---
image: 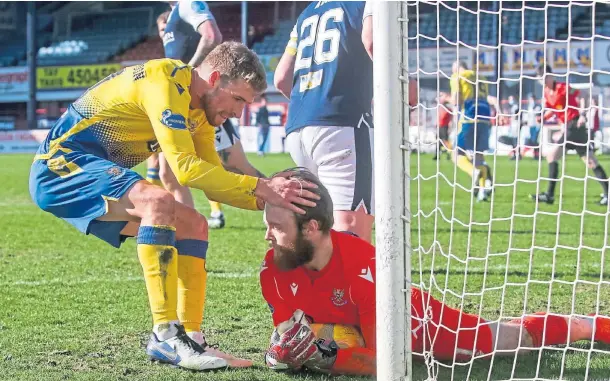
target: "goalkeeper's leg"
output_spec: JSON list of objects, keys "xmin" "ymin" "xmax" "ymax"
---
[
  {"xmin": 502, "ymin": 313, "xmax": 610, "ymax": 350},
  {"xmin": 412, "ymin": 289, "xmax": 610, "ymax": 361}
]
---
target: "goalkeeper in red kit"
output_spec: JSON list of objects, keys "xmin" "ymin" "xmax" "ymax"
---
[{"xmin": 260, "ymin": 168, "xmax": 610, "ymax": 376}]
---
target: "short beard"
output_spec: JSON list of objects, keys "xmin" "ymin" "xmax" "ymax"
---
[
  {"xmin": 272, "ymin": 230, "xmax": 314, "ymax": 271},
  {"xmin": 200, "ymin": 90, "xmax": 214, "ymax": 118}
]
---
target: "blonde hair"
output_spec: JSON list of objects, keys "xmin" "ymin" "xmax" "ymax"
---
[{"xmin": 203, "ymin": 41, "xmax": 267, "ymax": 93}]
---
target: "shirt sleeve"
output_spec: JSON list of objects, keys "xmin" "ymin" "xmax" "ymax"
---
[
  {"xmin": 285, "ymin": 24, "xmax": 298, "ymax": 56},
  {"xmin": 260, "ymin": 255, "xmax": 296, "ymax": 326},
  {"xmin": 363, "ymin": 0, "xmax": 373, "ymax": 21},
  {"xmin": 139, "ymin": 68, "xmax": 259, "ymax": 209},
  {"xmin": 190, "ymin": 123, "xmax": 259, "ymax": 210},
  {"xmin": 179, "ymin": 0, "xmax": 215, "ymax": 31}
]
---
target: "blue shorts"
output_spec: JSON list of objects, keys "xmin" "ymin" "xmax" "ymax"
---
[
  {"xmin": 29, "ymin": 149, "xmax": 143, "ymax": 248},
  {"xmin": 457, "ymin": 99, "xmax": 491, "ymax": 153}
]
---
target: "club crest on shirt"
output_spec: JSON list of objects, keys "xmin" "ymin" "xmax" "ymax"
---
[
  {"xmin": 331, "ymin": 288, "xmax": 347, "ymax": 307},
  {"xmin": 106, "ymin": 166, "xmax": 125, "ymax": 179}
]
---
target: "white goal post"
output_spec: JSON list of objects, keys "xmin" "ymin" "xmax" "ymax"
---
[
  {"xmin": 373, "ymin": 1, "xmax": 410, "ymax": 381},
  {"xmin": 374, "ymin": 1, "xmax": 610, "ymax": 381}
]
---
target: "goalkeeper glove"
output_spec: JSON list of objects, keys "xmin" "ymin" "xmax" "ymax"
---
[{"xmin": 264, "ymin": 309, "xmax": 337, "ymax": 371}]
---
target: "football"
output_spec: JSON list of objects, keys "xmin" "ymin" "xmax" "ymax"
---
[{"xmin": 310, "ymin": 323, "xmax": 366, "ymax": 349}]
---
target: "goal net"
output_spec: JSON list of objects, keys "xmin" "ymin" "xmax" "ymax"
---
[{"xmin": 373, "ymin": 1, "xmax": 610, "ymax": 380}]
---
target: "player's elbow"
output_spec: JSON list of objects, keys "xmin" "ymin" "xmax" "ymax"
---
[
  {"xmin": 273, "ymin": 71, "xmax": 287, "ymax": 92},
  {"xmin": 274, "ymin": 73, "xmax": 292, "ymax": 99},
  {"xmin": 211, "ymin": 30, "xmax": 222, "ymax": 46}
]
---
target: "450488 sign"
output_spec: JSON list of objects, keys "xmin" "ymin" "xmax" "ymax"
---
[{"xmin": 37, "ymin": 64, "xmax": 122, "ymax": 90}]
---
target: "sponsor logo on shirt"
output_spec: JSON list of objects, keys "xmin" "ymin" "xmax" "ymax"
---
[
  {"xmin": 331, "ymin": 288, "xmax": 348, "ymax": 307},
  {"xmin": 160, "ymin": 109, "xmax": 187, "ymax": 130}
]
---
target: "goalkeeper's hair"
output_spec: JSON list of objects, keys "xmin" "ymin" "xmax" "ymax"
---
[
  {"xmin": 271, "ymin": 167, "xmax": 334, "ymax": 234},
  {"xmin": 203, "ymin": 41, "xmax": 267, "ymax": 93}
]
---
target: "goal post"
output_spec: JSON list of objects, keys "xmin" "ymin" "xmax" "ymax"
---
[
  {"xmin": 374, "ymin": 1, "xmax": 610, "ymax": 381},
  {"xmin": 373, "ymin": 1, "xmax": 411, "ymax": 381}
]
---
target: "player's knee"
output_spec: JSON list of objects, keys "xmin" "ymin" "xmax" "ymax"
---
[
  {"xmin": 175, "ymin": 205, "xmax": 208, "ymax": 240},
  {"xmin": 143, "ymin": 190, "xmax": 176, "ymax": 220}
]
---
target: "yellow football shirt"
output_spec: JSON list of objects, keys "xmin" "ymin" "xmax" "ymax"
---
[
  {"xmin": 450, "ymin": 69, "xmax": 488, "ymax": 107},
  {"xmin": 34, "ymin": 58, "xmax": 259, "ymax": 210}
]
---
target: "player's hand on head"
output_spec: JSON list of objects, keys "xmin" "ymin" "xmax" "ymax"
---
[
  {"xmin": 265, "ymin": 309, "xmax": 320, "ymax": 370},
  {"xmin": 255, "ymin": 174, "xmax": 320, "ymax": 214}
]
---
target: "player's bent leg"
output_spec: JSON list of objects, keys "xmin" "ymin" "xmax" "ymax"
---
[
  {"xmin": 169, "ymin": 201, "xmax": 252, "ymax": 368},
  {"xmin": 102, "ymin": 182, "xmax": 226, "ymax": 371},
  {"xmin": 580, "ymin": 153, "xmax": 609, "ymax": 205},
  {"xmin": 454, "ymin": 122, "xmax": 477, "ymax": 180},
  {"xmin": 158, "ymin": 153, "xmax": 195, "ymax": 208}
]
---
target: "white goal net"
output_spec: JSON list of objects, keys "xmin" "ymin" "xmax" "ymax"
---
[{"xmin": 373, "ymin": 1, "xmax": 610, "ymax": 380}]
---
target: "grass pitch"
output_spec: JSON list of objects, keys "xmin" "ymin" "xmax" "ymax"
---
[{"xmin": 0, "ymin": 152, "xmax": 608, "ymax": 381}]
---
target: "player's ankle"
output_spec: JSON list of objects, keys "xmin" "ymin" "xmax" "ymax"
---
[{"xmin": 153, "ymin": 320, "xmax": 180, "ymax": 341}]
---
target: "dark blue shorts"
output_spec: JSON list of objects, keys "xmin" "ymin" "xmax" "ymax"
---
[
  {"xmin": 457, "ymin": 99, "xmax": 491, "ymax": 153},
  {"xmin": 29, "ymin": 149, "xmax": 143, "ymax": 248}
]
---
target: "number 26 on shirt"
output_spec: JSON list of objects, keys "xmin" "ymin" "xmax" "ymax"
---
[{"xmin": 295, "ymin": 8, "xmax": 344, "ymax": 71}]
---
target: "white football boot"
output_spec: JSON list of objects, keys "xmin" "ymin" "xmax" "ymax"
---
[{"xmin": 146, "ymin": 323, "xmax": 227, "ymax": 371}]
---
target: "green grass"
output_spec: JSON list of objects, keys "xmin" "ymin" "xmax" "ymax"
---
[{"xmin": 0, "ymin": 153, "xmax": 608, "ymax": 381}]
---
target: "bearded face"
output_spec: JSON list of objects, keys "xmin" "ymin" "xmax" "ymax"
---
[{"xmin": 271, "ymin": 228, "xmax": 315, "ymax": 271}]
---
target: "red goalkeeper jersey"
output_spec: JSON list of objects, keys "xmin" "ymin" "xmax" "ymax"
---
[
  {"xmin": 260, "ymin": 230, "xmax": 493, "ymax": 375},
  {"xmin": 543, "ymin": 82, "xmax": 580, "ymax": 124},
  {"xmin": 260, "ymin": 230, "xmax": 376, "ymax": 374}
]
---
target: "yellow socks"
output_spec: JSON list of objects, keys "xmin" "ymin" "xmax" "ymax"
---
[
  {"xmin": 176, "ymin": 239, "xmax": 209, "ymax": 333},
  {"xmin": 209, "ymin": 201, "xmax": 222, "ymax": 216},
  {"xmin": 476, "ymin": 164, "xmax": 488, "ymax": 188},
  {"xmin": 146, "ymin": 167, "xmax": 163, "ymax": 187},
  {"xmin": 457, "ymin": 155, "xmax": 475, "ymax": 178},
  {"xmin": 137, "ymin": 226, "xmax": 179, "ymax": 326}
]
